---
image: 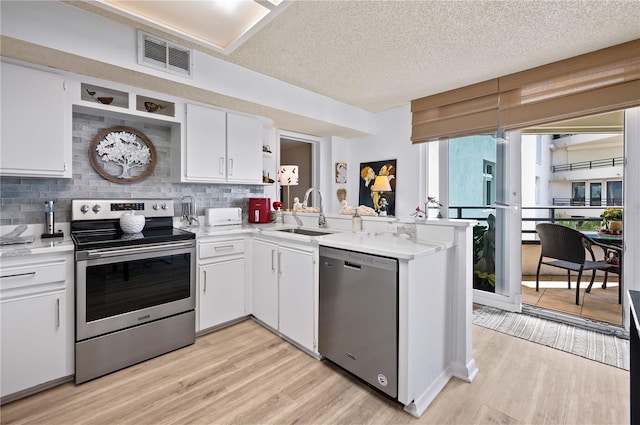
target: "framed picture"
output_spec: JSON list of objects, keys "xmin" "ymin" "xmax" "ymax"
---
[
  {"xmin": 89, "ymin": 126, "xmax": 157, "ymax": 184},
  {"xmin": 359, "ymin": 159, "xmax": 396, "ymax": 216},
  {"xmin": 335, "ymin": 162, "xmax": 347, "ymax": 183}
]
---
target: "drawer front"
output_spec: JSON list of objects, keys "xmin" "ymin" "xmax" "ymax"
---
[
  {"xmin": 199, "ymin": 239, "xmax": 245, "ymax": 259},
  {"xmin": 0, "ymin": 259, "xmax": 67, "ymax": 300}
]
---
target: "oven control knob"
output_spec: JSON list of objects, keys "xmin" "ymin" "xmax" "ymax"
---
[
  {"xmin": 92, "ymin": 204, "xmax": 101, "ymax": 213},
  {"xmin": 153, "ymin": 204, "xmax": 160, "ymax": 210},
  {"xmin": 80, "ymin": 204, "xmax": 90, "ymax": 214},
  {"xmin": 161, "ymin": 203, "xmax": 168, "ymax": 210}
]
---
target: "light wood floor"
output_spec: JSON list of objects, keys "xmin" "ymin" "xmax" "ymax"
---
[
  {"xmin": 522, "ymin": 275, "xmax": 623, "ymax": 326},
  {"xmin": 0, "ymin": 319, "xmax": 630, "ymax": 425}
]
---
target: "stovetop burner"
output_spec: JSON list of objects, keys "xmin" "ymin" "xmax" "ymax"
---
[
  {"xmin": 71, "ymin": 226, "xmax": 194, "ymax": 250},
  {"xmin": 70, "ymin": 199, "xmax": 195, "ymax": 250}
]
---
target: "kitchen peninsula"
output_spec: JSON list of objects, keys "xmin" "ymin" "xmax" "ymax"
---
[
  {"xmin": 182, "ymin": 212, "xmax": 478, "ymax": 418},
  {"xmin": 1, "ymin": 213, "xmax": 477, "ymax": 418}
]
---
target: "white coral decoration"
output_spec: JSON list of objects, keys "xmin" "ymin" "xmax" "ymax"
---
[{"xmin": 96, "ymin": 131, "xmax": 151, "ymax": 178}]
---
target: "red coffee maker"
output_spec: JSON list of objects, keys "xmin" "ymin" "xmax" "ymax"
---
[{"xmin": 248, "ymin": 197, "xmax": 271, "ymax": 223}]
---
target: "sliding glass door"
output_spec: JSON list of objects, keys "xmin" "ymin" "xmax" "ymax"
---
[{"xmin": 446, "ymin": 131, "xmax": 522, "ymax": 312}]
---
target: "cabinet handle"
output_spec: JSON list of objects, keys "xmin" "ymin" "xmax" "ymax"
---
[
  {"xmin": 203, "ymin": 270, "xmax": 207, "ymax": 292},
  {"xmin": 0, "ymin": 272, "xmax": 36, "ymax": 279},
  {"xmin": 219, "ymin": 157, "xmax": 224, "ymax": 175},
  {"xmin": 271, "ymin": 249, "xmax": 276, "ymax": 272},
  {"xmin": 215, "ymin": 245, "xmax": 234, "ymax": 251},
  {"xmin": 228, "ymin": 158, "xmax": 233, "ymax": 176},
  {"xmin": 278, "ymin": 252, "xmax": 282, "ymax": 275},
  {"xmin": 56, "ymin": 298, "xmax": 60, "ymax": 329}
]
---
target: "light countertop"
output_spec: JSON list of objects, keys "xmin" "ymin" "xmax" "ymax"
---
[
  {"xmin": 0, "ymin": 236, "xmax": 74, "ymax": 258},
  {"xmin": 317, "ymin": 231, "xmax": 448, "ymax": 260},
  {"xmin": 176, "ymin": 222, "xmax": 451, "ymax": 260},
  {"xmin": 0, "ymin": 220, "xmax": 453, "ymax": 261}
]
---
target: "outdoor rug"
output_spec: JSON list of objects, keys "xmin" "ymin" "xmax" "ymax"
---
[{"xmin": 472, "ymin": 306, "xmax": 629, "ymax": 370}]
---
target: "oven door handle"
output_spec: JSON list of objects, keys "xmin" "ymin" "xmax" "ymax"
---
[{"xmin": 83, "ymin": 241, "xmax": 194, "ymax": 259}]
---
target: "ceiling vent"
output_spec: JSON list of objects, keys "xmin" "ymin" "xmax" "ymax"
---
[{"xmin": 137, "ymin": 31, "xmax": 192, "ymax": 78}]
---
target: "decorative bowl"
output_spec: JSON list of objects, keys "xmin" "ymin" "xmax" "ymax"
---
[
  {"xmin": 97, "ymin": 97, "xmax": 114, "ymax": 105},
  {"xmin": 119, "ymin": 211, "xmax": 145, "ymax": 233},
  {"xmin": 144, "ymin": 101, "xmax": 166, "ymax": 113}
]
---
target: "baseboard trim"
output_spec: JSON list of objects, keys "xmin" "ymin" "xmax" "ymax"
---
[
  {"xmin": 1, "ymin": 375, "xmax": 73, "ymax": 406},
  {"xmin": 403, "ymin": 368, "xmax": 452, "ymax": 418}
]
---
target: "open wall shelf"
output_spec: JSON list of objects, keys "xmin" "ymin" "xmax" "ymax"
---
[
  {"xmin": 136, "ymin": 95, "xmax": 175, "ymax": 118},
  {"xmin": 81, "ymin": 83, "xmax": 128, "ymax": 109}
]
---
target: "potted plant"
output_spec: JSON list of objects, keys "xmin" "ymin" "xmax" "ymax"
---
[
  {"xmin": 600, "ymin": 207, "xmax": 623, "ymax": 233},
  {"xmin": 472, "ymin": 215, "xmax": 496, "ymax": 292}
]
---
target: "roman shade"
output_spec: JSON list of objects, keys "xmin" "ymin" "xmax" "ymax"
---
[
  {"xmin": 411, "ymin": 79, "xmax": 499, "ymax": 143},
  {"xmin": 411, "ymin": 39, "xmax": 640, "ymax": 143}
]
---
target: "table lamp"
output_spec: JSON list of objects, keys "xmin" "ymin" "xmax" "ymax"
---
[
  {"xmin": 279, "ymin": 165, "xmax": 299, "ymax": 211},
  {"xmin": 370, "ymin": 175, "xmax": 392, "ymax": 216}
]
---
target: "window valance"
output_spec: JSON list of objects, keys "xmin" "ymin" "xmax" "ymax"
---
[{"xmin": 411, "ymin": 39, "xmax": 640, "ymax": 143}]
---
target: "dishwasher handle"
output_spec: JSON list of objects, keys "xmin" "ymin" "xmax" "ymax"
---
[{"xmin": 343, "ymin": 261, "xmax": 361, "ymax": 271}]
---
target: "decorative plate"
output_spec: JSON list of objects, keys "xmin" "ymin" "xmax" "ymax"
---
[{"xmin": 89, "ymin": 126, "xmax": 157, "ymax": 184}]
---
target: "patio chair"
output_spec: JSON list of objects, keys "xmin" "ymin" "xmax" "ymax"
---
[{"xmin": 535, "ymin": 223, "xmax": 622, "ymax": 305}]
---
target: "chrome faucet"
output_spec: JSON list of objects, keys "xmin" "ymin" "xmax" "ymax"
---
[
  {"xmin": 181, "ymin": 195, "xmax": 199, "ymax": 227},
  {"xmin": 302, "ymin": 187, "xmax": 326, "ymax": 228}
]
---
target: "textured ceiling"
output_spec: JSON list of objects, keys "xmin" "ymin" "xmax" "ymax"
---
[
  {"xmin": 211, "ymin": 0, "xmax": 640, "ymax": 113},
  {"xmin": 70, "ymin": 0, "xmax": 640, "ymax": 114}
]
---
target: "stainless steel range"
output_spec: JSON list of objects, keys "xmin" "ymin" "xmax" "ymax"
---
[{"xmin": 70, "ymin": 199, "xmax": 196, "ymax": 384}]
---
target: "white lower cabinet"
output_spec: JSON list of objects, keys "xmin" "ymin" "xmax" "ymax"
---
[
  {"xmin": 251, "ymin": 239, "xmax": 279, "ymax": 329},
  {"xmin": 0, "ymin": 253, "xmax": 74, "ymax": 400},
  {"xmin": 278, "ymin": 245, "xmax": 316, "ymax": 353},
  {"xmin": 251, "ymin": 238, "xmax": 317, "ymax": 354},
  {"xmin": 197, "ymin": 238, "xmax": 246, "ymax": 331}
]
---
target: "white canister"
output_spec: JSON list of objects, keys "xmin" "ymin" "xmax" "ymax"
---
[{"xmin": 119, "ymin": 211, "xmax": 146, "ymax": 233}]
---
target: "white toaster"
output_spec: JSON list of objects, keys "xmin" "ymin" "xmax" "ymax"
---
[{"xmin": 204, "ymin": 208, "xmax": 242, "ymax": 226}]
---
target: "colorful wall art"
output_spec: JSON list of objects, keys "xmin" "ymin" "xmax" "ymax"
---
[{"xmin": 358, "ymin": 159, "xmax": 396, "ymax": 216}]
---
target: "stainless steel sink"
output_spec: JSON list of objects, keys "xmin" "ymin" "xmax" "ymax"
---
[{"xmin": 276, "ymin": 228, "xmax": 332, "ymax": 236}]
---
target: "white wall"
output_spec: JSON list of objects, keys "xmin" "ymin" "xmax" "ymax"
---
[
  {"xmin": 327, "ymin": 136, "xmax": 351, "ymax": 214},
  {"xmin": 338, "ymin": 105, "xmax": 425, "ymax": 219},
  {"xmin": 0, "ymin": 0, "xmax": 375, "ymax": 137}
]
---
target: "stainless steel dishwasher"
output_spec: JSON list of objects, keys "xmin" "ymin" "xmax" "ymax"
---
[{"xmin": 318, "ymin": 246, "xmax": 398, "ymax": 398}]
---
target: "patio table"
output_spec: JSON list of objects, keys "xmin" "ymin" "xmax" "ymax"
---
[{"xmin": 581, "ymin": 230, "xmax": 623, "ymax": 303}]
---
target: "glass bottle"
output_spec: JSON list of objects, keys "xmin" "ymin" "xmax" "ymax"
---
[
  {"xmin": 352, "ymin": 209, "xmax": 362, "ymax": 232},
  {"xmin": 275, "ymin": 206, "xmax": 284, "ymax": 223}
]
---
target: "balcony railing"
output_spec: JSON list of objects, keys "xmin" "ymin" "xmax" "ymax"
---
[
  {"xmin": 449, "ymin": 205, "xmax": 623, "ymax": 237},
  {"xmin": 552, "ymin": 157, "xmax": 623, "ymax": 172},
  {"xmin": 552, "ymin": 198, "xmax": 623, "ymax": 206}
]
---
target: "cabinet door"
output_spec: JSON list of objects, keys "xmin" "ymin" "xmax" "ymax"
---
[
  {"xmin": 185, "ymin": 103, "xmax": 227, "ymax": 182},
  {"xmin": 1, "ymin": 62, "xmax": 69, "ymax": 177},
  {"xmin": 199, "ymin": 258, "xmax": 245, "ymax": 330},
  {"xmin": 1, "ymin": 291, "xmax": 67, "ymax": 397},
  {"xmin": 279, "ymin": 245, "xmax": 316, "ymax": 352},
  {"xmin": 226, "ymin": 112, "xmax": 262, "ymax": 183},
  {"xmin": 251, "ymin": 239, "xmax": 279, "ymax": 329}
]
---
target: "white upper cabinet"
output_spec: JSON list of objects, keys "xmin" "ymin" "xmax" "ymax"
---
[
  {"xmin": 184, "ymin": 103, "xmax": 227, "ymax": 182},
  {"xmin": 1, "ymin": 62, "xmax": 71, "ymax": 178},
  {"xmin": 176, "ymin": 103, "xmax": 262, "ymax": 184},
  {"xmin": 226, "ymin": 112, "xmax": 262, "ymax": 184}
]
